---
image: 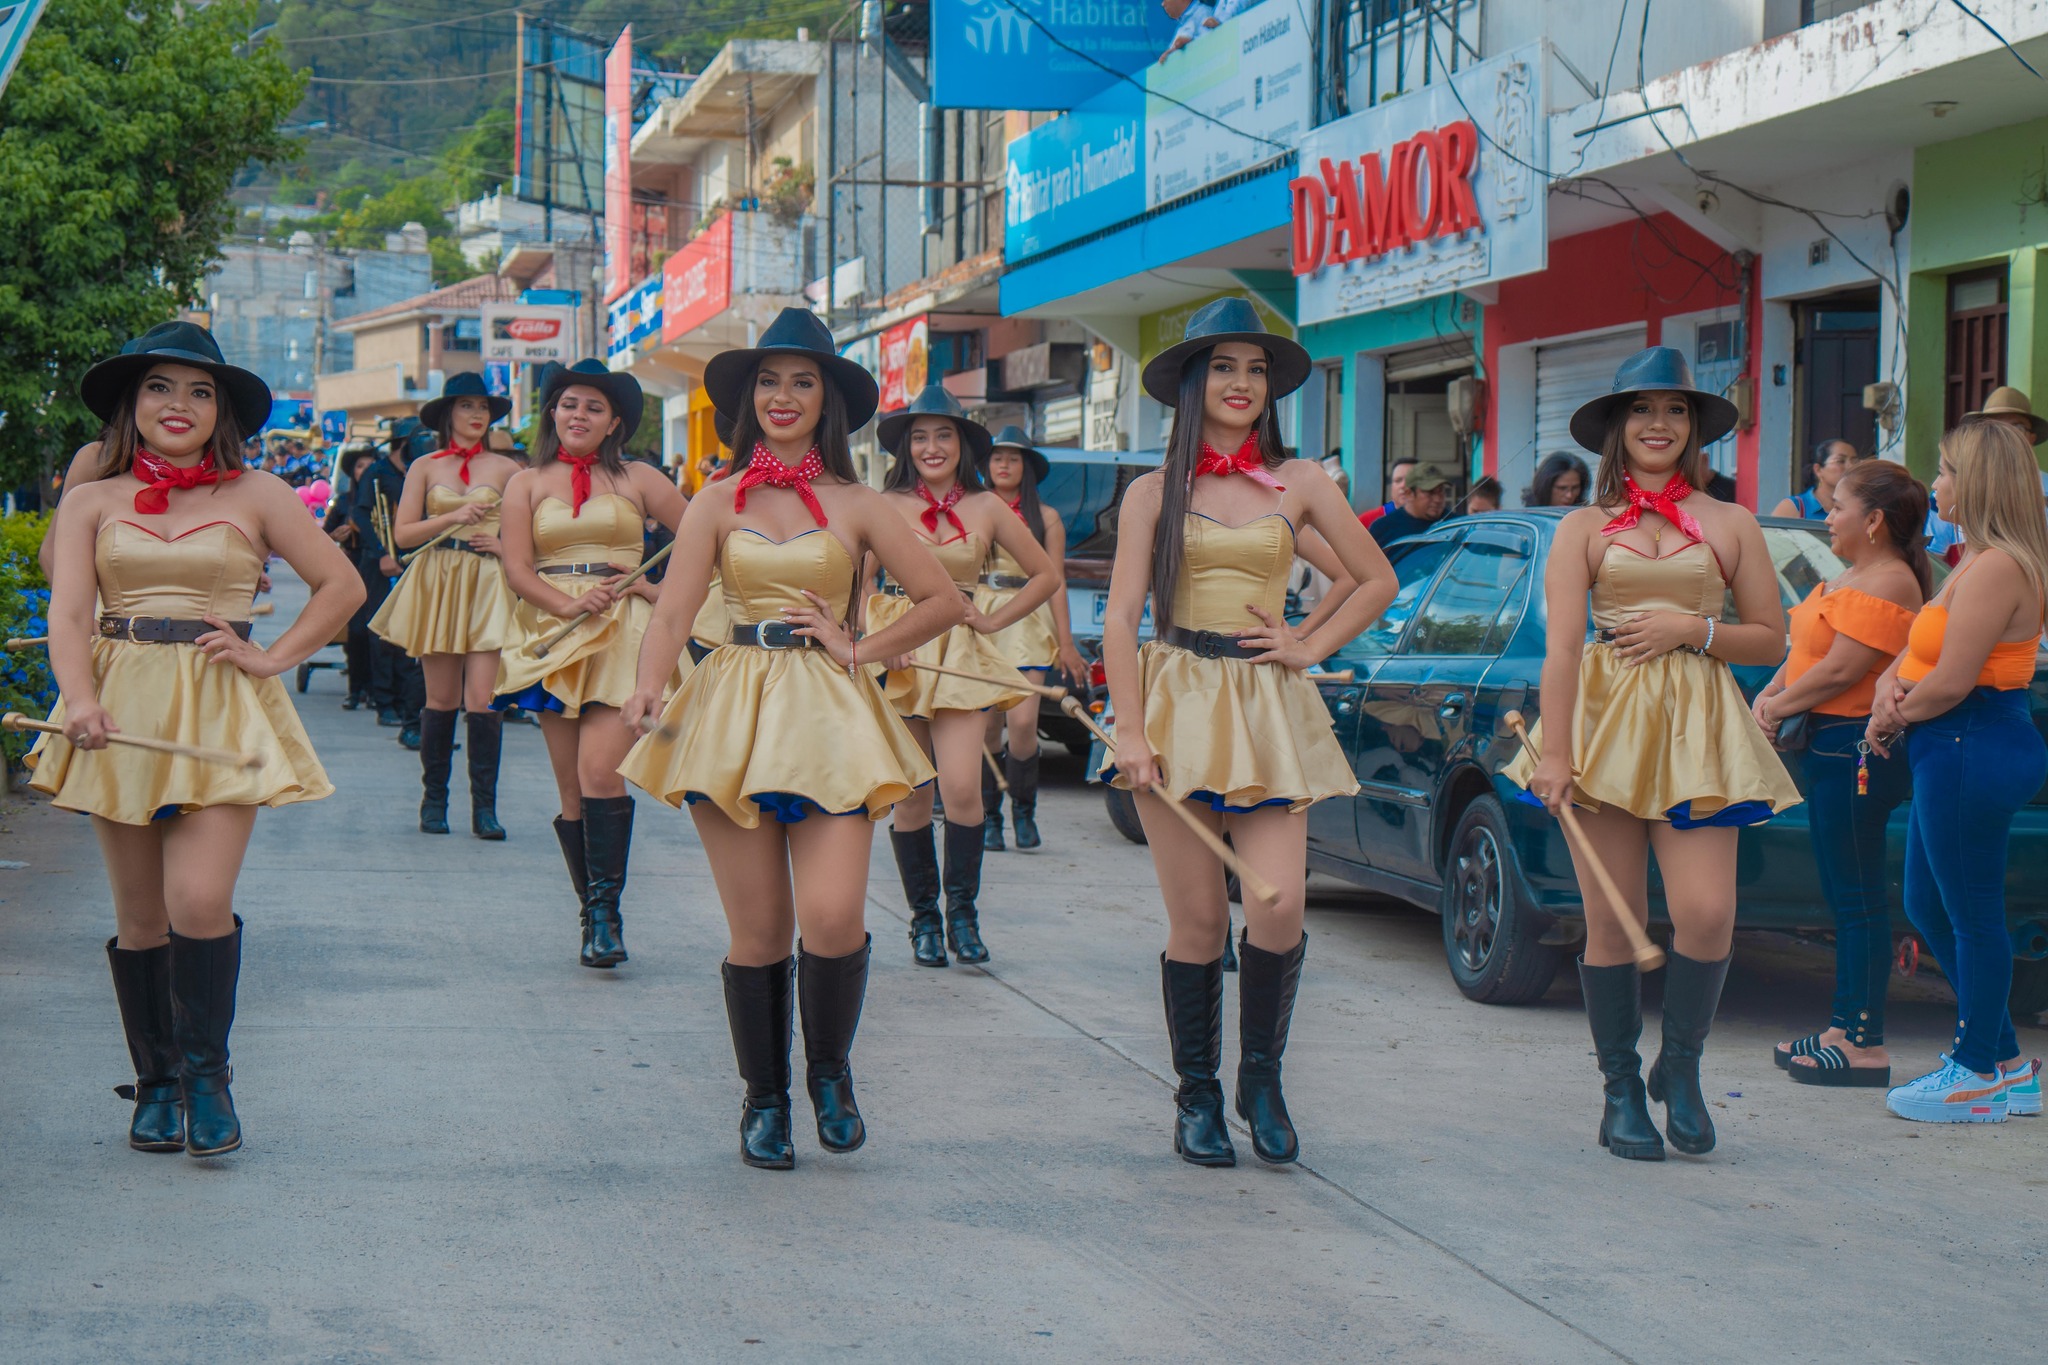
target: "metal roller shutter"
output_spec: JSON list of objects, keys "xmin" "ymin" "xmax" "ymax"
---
[{"xmin": 1534, "ymin": 329, "xmax": 1646, "ymax": 465}]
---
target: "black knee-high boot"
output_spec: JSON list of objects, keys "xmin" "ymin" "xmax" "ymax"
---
[
  {"xmin": 466, "ymin": 710, "xmax": 505, "ymax": 840},
  {"xmin": 106, "ymin": 939, "xmax": 183, "ymax": 1152},
  {"xmin": 1580, "ymin": 958, "xmax": 1665, "ymax": 1161},
  {"xmin": 1161, "ymin": 953, "xmax": 1234, "ymax": 1166},
  {"xmin": 580, "ymin": 796, "xmax": 634, "ymax": 968},
  {"xmin": 1647, "ymin": 950, "xmax": 1732, "ymax": 1155},
  {"xmin": 417, "ymin": 708, "xmax": 458, "ymax": 834},
  {"xmin": 942, "ymin": 818, "xmax": 989, "ymax": 964},
  {"xmin": 553, "ymin": 816, "xmax": 589, "ymax": 962},
  {"xmin": 169, "ymin": 916, "xmax": 243, "ymax": 1158},
  {"xmin": 982, "ymin": 748, "xmax": 1007, "ymax": 852},
  {"xmin": 890, "ymin": 825, "xmax": 947, "ymax": 968},
  {"xmin": 722, "ymin": 957, "xmax": 795, "ymax": 1169},
  {"xmin": 1236, "ymin": 931, "xmax": 1305, "ymax": 1164},
  {"xmin": 1006, "ymin": 749, "xmax": 1041, "ymax": 850},
  {"xmin": 799, "ymin": 935, "xmax": 871, "ymax": 1153}
]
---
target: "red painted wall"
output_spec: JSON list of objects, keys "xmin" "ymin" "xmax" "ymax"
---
[{"xmin": 1483, "ymin": 213, "xmax": 1759, "ymax": 504}]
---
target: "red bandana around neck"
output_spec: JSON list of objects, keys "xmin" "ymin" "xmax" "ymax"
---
[
  {"xmin": 560, "ymin": 453, "xmax": 600, "ymax": 517},
  {"xmin": 1194, "ymin": 433, "xmax": 1286, "ymax": 491},
  {"xmin": 734, "ymin": 443, "xmax": 828, "ymax": 527},
  {"xmin": 917, "ymin": 482, "xmax": 968, "ymax": 540},
  {"xmin": 1008, "ymin": 497, "xmax": 1026, "ymax": 520},
  {"xmin": 1601, "ymin": 471, "xmax": 1704, "ymax": 546},
  {"xmin": 435, "ymin": 442, "xmax": 483, "ymax": 486},
  {"xmin": 131, "ymin": 447, "xmax": 239, "ymax": 515}
]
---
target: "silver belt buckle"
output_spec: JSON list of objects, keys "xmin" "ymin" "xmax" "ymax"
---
[{"xmin": 756, "ymin": 621, "xmax": 794, "ymax": 650}]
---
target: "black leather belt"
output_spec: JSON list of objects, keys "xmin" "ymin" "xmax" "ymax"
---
[
  {"xmin": 1161, "ymin": 626, "xmax": 1257, "ymax": 660},
  {"xmin": 99, "ymin": 616, "xmax": 253, "ymax": 644},
  {"xmin": 980, "ymin": 572, "xmax": 1030, "ymax": 590},
  {"xmin": 539, "ymin": 562, "xmax": 628, "ymax": 577},
  {"xmin": 878, "ymin": 582, "xmax": 909, "ymax": 598},
  {"xmin": 436, "ymin": 539, "xmax": 495, "ymax": 556},
  {"xmin": 730, "ymin": 621, "xmax": 824, "ymax": 650}
]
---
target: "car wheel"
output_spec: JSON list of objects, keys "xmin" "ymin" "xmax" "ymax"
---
[
  {"xmin": 1439, "ymin": 794, "xmax": 1563, "ymax": 1005},
  {"xmin": 1104, "ymin": 783, "xmax": 1148, "ymax": 845},
  {"xmin": 2011, "ymin": 958, "xmax": 2048, "ymax": 1019}
]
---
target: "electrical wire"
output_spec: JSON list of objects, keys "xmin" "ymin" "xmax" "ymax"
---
[
  {"xmin": 1946, "ymin": 0, "xmax": 2046, "ymax": 79},
  {"xmin": 278, "ymin": 7, "xmax": 525, "ymax": 45}
]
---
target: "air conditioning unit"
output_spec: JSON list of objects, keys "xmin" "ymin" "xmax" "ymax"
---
[{"xmin": 1446, "ymin": 375, "xmax": 1486, "ymax": 440}]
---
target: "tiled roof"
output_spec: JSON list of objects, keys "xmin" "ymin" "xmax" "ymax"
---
[{"xmin": 341, "ymin": 273, "xmax": 519, "ymax": 327}]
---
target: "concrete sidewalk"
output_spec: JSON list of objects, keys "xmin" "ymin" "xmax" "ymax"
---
[{"xmin": 1, "ymin": 566, "xmax": 2040, "ymax": 1363}]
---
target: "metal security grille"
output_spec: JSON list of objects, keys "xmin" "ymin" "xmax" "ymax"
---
[
  {"xmin": 1324, "ymin": 0, "xmax": 1482, "ymax": 120},
  {"xmin": 1534, "ymin": 330, "xmax": 1646, "ymax": 467}
]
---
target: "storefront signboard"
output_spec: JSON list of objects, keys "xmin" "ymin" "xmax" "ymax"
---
[
  {"xmin": 932, "ymin": 1, "xmax": 1174, "ymax": 112},
  {"xmin": 660, "ymin": 212, "xmax": 733, "ymax": 344},
  {"xmin": 1292, "ymin": 45, "xmax": 1545, "ymax": 327},
  {"xmin": 1004, "ymin": 5, "xmax": 1308, "ymax": 261},
  {"xmin": 606, "ymin": 273, "xmax": 663, "ymax": 364},
  {"xmin": 879, "ymin": 316, "xmax": 931, "ymax": 412},
  {"xmin": 481, "ymin": 304, "xmax": 576, "ymax": 363},
  {"xmin": 602, "ymin": 28, "xmax": 633, "ymax": 303}
]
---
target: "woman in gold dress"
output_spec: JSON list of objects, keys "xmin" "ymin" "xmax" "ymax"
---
[
  {"xmin": 372, "ymin": 371, "xmax": 521, "ymax": 838},
  {"xmin": 620, "ymin": 307, "xmax": 961, "ymax": 1169},
  {"xmin": 494, "ymin": 359, "xmax": 687, "ymax": 970},
  {"xmin": 34, "ymin": 322, "xmax": 364, "ymax": 1158},
  {"xmin": 1511, "ymin": 346, "xmax": 1800, "ymax": 1162},
  {"xmin": 974, "ymin": 426, "xmax": 1087, "ymax": 854},
  {"xmin": 1102, "ymin": 298, "xmax": 1395, "ymax": 1168},
  {"xmin": 868, "ymin": 385, "xmax": 1058, "ymax": 968}
]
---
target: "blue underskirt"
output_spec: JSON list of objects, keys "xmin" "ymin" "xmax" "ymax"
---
[
  {"xmin": 492, "ymin": 683, "xmax": 566, "ymax": 715},
  {"xmin": 1102, "ymin": 765, "xmax": 1294, "ymax": 815},
  {"xmin": 683, "ymin": 791, "xmax": 866, "ymax": 823},
  {"xmin": 1512, "ymin": 789, "xmax": 1775, "ymax": 828}
]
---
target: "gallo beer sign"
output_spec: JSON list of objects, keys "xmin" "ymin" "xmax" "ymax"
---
[
  {"xmin": 1292, "ymin": 45, "xmax": 1546, "ymax": 326},
  {"xmin": 481, "ymin": 304, "xmax": 577, "ymax": 362}
]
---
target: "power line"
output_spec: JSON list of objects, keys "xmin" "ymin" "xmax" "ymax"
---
[
  {"xmin": 278, "ymin": 6, "xmax": 524, "ymax": 45},
  {"xmin": 1947, "ymin": 0, "xmax": 2045, "ymax": 79}
]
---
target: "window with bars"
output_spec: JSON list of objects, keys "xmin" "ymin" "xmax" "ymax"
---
[{"xmin": 1324, "ymin": 0, "xmax": 1482, "ymax": 120}]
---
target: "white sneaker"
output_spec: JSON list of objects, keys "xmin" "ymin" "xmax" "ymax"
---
[
  {"xmin": 2002, "ymin": 1059, "xmax": 2042, "ymax": 1117},
  {"xmin": 1885, "ymin": 1055, "xmax": 2010, "ymax": 1123}
]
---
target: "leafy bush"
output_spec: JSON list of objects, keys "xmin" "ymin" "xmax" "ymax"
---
[{"xmin": 0, "ymin": 513, "xmax": 54, "ymax": 767}]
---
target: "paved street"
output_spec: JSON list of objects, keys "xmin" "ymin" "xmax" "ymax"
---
[{"xmin": 2, "ymin": 570, "xmax": 2042, "ymax": 1364}]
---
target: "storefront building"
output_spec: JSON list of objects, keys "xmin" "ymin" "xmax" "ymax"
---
[{"xmin": 1906, "ymin": 112, "xmax": 2048, "ymax": 478}]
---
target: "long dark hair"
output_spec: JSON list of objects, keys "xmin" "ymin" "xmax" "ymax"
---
[
  {"xmin": 1593, "ymin": 392, "xmax": 1710, "ymax": 509},
  {"xmin": 883, "ymin": 417, "xmax": 986, "ymax": 495},
  {"xmin": 1525, "ymin": 451, "xmax": 1589, "ymax": 507},
  {"xmin": 1835, "ymin": 460, "xmax": 1931, "ymax": 599},
  {"xmin": 984, "ymin": 450, "xmax": 1048, "ymax": 544},
  {"xmin": 726, "ymin": 358, "xmax": 858, "ymax": 483},
  {"xmin": 531, "ymin": 383, "xmax": 629, "ymax": 476},
  {"xmin": 1150, "ymin": 345, "xmax": 1287, "ymax": 634},
  {"xmin": 94, "ymin": 370, "xmax": 249, "ymax": 481}
]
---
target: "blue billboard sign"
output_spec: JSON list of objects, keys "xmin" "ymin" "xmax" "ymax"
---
[
  {"xmin": 320, "ymin": 410, "xmax": 349, "ymax": 444},
  {"xmin": 484, "ymin": 364, "xmax": 512, "ymax": 399},
  {"xmin": 605, "ymin": 274, "xmax": 663, "ymax": 362},
  {"xmin": 933, "ymin": 0, "xmax": 1175, "ymax": 110},
  {"xmin": 1003, "ymin": 88, "xmax": 1144, "ymax": 261}
]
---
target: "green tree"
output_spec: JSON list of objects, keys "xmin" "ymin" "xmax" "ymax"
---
[{"xmin": 0, "ymin": 1, "xmax": 306, "ymax": 492}]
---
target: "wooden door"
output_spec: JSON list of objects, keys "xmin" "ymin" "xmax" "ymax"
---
[{"xmin": 1946, "ymin": 269, "xmax": 2008, "ymax": 429}]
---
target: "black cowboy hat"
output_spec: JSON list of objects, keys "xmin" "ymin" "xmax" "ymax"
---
[
  {"xmin": 703, "ymin": 306, "xmax": 880, "ymax": 430},
  {"xmin": 419, "ymin": 370, "xmax": 512, "ymax": 434},
  {"xmin": 538, "ymin": 358, "xmax": 644, "ymax": 442},
  {"xmin": 81, "ymin": 320, "xmax": 273, "ymax": 435},
  {"xmin": 1140, "ymin": 296, "xmax": 1311, "ymax": 407},
  {"xmin": 713, "ymin": 408, "xmax": 736, "ymax": 449},
  {"xmin": 982, "ymin": 424, "xmax": 1050, "ymax": 483},
  {"xmin": 878, "ymin": 383, "xmax": 994, "ymax": 468},
  {"xmin": 1569, "ymin": 346, "xmax": 1741, "ymax": 454}
]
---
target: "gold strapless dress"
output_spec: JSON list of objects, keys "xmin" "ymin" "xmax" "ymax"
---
[
  {"xmin": 974, "ymin": 539, "xmax": 1058, "ymax": 670},
  {"xmin": 1103, "ymin": 513, "xmax": 1358, "ymax": 812},
  {"xmin": 690, "ymin": 569, "xmax": 731, "ymax": 651},
  {"xmin": 493, "ymin": 493, "xmax": 685, "ymax": 716},
  {"xmin": 866, "ymin": 531, "xmax": 1030, "ymax": 717},
  {"xmin": 370, "ymin": 484, "xmax": 514, "ymax": 656},
  {"xmin": 28, "ymin": 521, "xmax": 332, "ymax": 825},
  {"xmin": 619, "ymin": 529, "xmax": 935, "ymax": 827},
  {"xmin": 1503, "ymin": 539, "xmax": 1801, "ymax": 825}
]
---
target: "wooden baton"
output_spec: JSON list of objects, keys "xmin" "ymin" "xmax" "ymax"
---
[
  {"xmin": 1501, "ymin": 710, "xmax": 1664, "ymax": 972},
  {"xmin": 528, "ymin": 542, "xmax": 674, "ymax": 659},
  {"xmin": 1055, "ymin": 695, "xmax": 1281, "ymax": 907},
  {"xmin": 905, "ymin": 659, "xmax": 1066, "ymax": 701},
  {"xmin": 3, "ymin": 712, "xmax": 263, "ymax": 771}
]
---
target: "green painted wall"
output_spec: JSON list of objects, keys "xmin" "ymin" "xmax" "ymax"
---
[
  {"xmin": 1300, "ymin": 293, "xmax": 1481, "ymax": 490},
  {"xmin": 1908, "ymin": 116, "xmax": 2048, "ymax": 473}
]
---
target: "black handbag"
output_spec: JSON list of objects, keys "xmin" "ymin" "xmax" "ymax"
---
[{"xmin": 1772, "ymin": 708, "xmax": 1811, "ymax": 753}]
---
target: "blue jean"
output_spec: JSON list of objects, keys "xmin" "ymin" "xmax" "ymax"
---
[
  {"xmin": 1902, "ymin": 687, "xmax": 2046, "ymax": 1074},
  {"xmin": 1799, "ymin": 715, "xmax": 1911, "ymax": 1046}
]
